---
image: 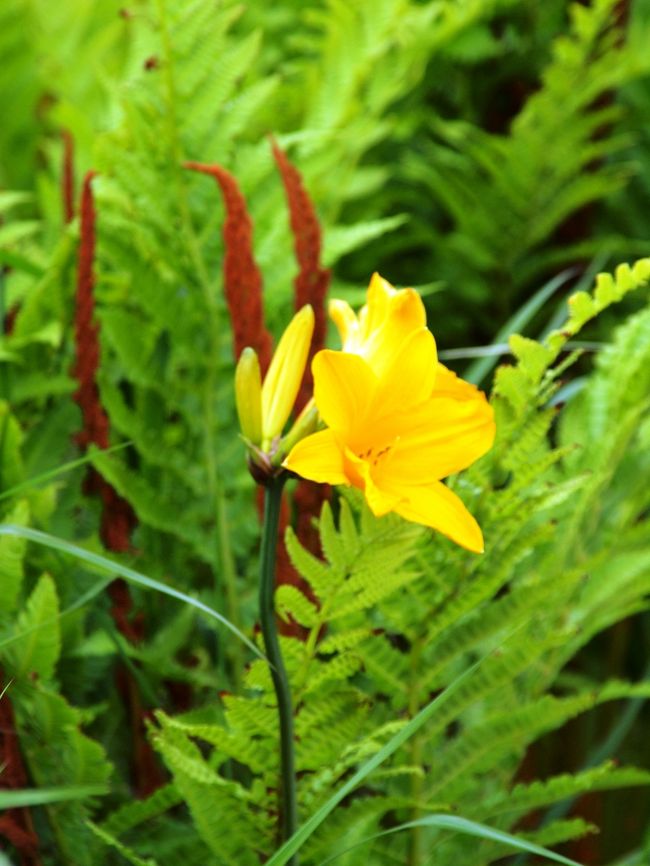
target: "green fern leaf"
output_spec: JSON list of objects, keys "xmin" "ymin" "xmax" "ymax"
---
[
  {"xmin": 87, "ymin": 822, "xmax": 159, "ymax": 866},
  {"xmin": 101, "ymin": 784, "xmax": 183, "ymax": 836},
  {"xmin": 5, "ymin": 573, "xmax": 60, "ymax": 680}
]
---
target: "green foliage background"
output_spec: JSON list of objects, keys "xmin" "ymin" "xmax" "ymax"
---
[{"xmin": 0, "ymin": 0, "xmax": 649, "ymax": 864}]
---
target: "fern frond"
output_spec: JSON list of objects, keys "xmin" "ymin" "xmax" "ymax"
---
[
  {"xmin": 5, "ymin": 573, "xmax": 60, "ymax": 680},
  {"xmin": 101, "ymin": 784, "xmax": 183, "ymax": 836},
  {"xmin": 87, "ymin": 822, "xmax": 159, "ymax": 866},
  {"xmin": 152, "ymin": 712, "xmax": 268, "ymax": 865},
  {"xmin": 474, "ymin": 762, "xmax": 650, "ymax": 823}
]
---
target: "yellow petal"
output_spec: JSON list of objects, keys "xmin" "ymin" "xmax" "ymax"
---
[
  {"xmin": 376, "ymin": 391, "xmax": 495, "ymax": 482},
  {"xmin": 283, "ymin": 429, "xmax": 348, "ymax": 484},
  {"xmin": 434, "ymin": 363, "xmax": 483, "ymax": 400},
  {"xmin": 391, "ymin": 480, "xmax": 485, "ymax": 553},
  {"xmin": 341, "ymin": 447, "xmax": 400, "ymax": 515},
  {"xmin": 362, "ymin": 289, "xmax": 428, "ymax": 378},
  {"xmin": 262, "ymin": 305, "xmax": 314, "ymax": 441},
  {"xmin": 360, "ymin": 272, "xmax": 394, "ymax": 338},
  {"xmin": 364, "ymin": 473, "xmax": 401, "ymax": 517},
  {"xmin": 329, "ymin": 299, "xmax": 359, "ymax": 348},
  {"xmin": 328, "ymin": 274, "xmax": 428, "ymax": 378},
  {"xmin": 312, "ymin": 350, "xmax": 377, "ymax": 438},
  {"xmin": 371, "ymin": 328, "xmax": 437, "ymax": 418}
]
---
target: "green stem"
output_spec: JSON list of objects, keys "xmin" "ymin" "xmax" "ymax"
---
[
  {"xmin": 215, "ymin": 481, "xmax": 242, "ymax": 684},
  {"xmin": 259, "ymin": 475, "xmax": 298, "ymax": 864}
]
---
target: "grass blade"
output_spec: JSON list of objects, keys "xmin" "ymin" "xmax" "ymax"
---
[
  {"xmin": 0, "ymin": 442, "xmax": 132, "ymax": 503},
  {"xmin": 0, "ymin": 577, "xmax": 111, "ymax": 652},
  {"xmin": 315, "ymin": 814, "xmax": 583, "ymax": 866},
  {"xmin": 439, "ymin": 341, "xmax": 602, "ymax": 362},
  {"xmin": 464, "ymin": 267, "xmax": 578, "ymax": 385},
  {"xmin": 0, "ymin": 786, "xmax": 107, "ymax": 809},
  {"xmin": 0, "ymin": 525, "xmax": 265, "ymax": 662}
]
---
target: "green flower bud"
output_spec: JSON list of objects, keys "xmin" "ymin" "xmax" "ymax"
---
[{"xmin": 235, "ymin": 347, "xmax": 263, "ymax": 445}]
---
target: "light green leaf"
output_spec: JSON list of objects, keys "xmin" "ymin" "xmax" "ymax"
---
[
  {"xmin": 323, "ymin": 215, "xmax": 408, "ymax": 265},
  {"xmin": 0, "ymin": 220, "xmax": 40, "ymax": 246},
  {"xmin": 5, "ymin": 573, "xmax": 60, "ymax": 679}
]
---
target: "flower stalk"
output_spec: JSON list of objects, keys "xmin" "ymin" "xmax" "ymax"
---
[{"xmin": 258, "ymin": 474, "xmax": 298, "ymax": 863}]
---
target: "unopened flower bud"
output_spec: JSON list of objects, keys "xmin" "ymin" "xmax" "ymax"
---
[
  {"xmin": 261, "ymin": 305, "xmax": 314, "ymax": 445},
  {"xmin": 235, "ymin": 347, "xmax": 263, "ymax": 445}
]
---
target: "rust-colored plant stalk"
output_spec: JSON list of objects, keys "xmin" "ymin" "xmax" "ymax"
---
[
  {"xmin": 185, "ymin": 161, "xmax": 273, "ymax": 373},
  {"xmin": 72, "ymin": 173, "xmax": 138, "ymax": 552},
  {"xmin": 73, "ymin": 171, "xmax": 109, "ymax": 454},
  {"xmin": 271, "ymin": 138, "xmax": 330, "ymax": 412}
]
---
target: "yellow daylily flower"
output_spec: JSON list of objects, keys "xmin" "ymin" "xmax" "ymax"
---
[
  {"xmin": 234, "ymin": 305, "xmax": 315, "ymax": 454},
  {"xmin": 284, "ymin": 349, "xmax": 495, "ymax": 552}
]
